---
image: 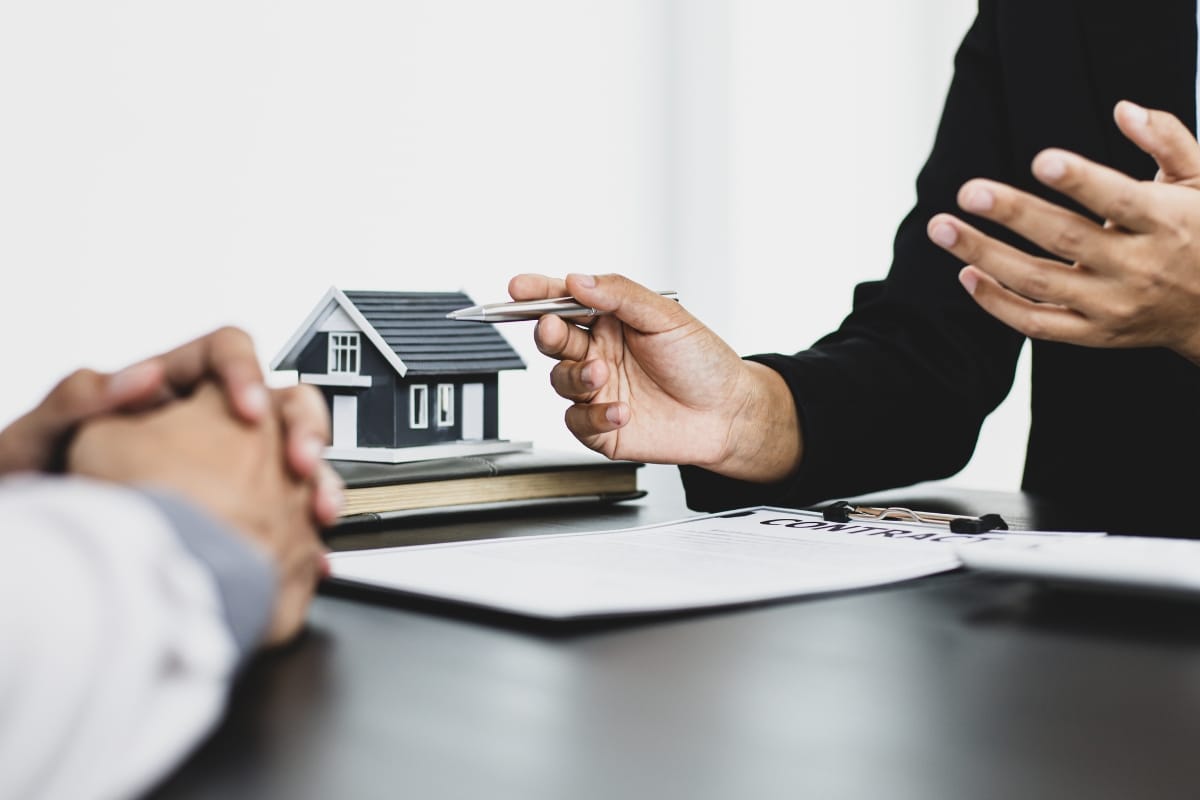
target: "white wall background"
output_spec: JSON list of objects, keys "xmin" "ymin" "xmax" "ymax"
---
[{"xmin": 0, "ymin": 0, "xmax": 1028, "ymax": 492}]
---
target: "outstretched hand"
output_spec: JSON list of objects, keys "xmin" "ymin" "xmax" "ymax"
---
[
  {"xmin": 927, "ymin": 100, "xmax": 1200, "ymax": 364},
  {"xmin": 508, "ymin": 272, "xmax": 802, "ymax": 482}
]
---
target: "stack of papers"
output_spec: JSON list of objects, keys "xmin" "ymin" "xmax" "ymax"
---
[{"xmin": 328, "ymin": 506, "xmax": 1098, "ymax": 620}]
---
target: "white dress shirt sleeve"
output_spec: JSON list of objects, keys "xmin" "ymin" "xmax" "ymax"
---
[{"xmin": 0, "ymin": 475, "xmax": 276, "ymax": 800}]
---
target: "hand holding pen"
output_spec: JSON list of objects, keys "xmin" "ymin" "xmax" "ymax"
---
[{"xmin": 499, "ymin": 272, "xmax": 803, "ymax": 484}]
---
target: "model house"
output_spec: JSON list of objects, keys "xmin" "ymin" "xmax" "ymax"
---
[{"xmin": 271, "ymin": 287, "xmax": 528, "ymax": 462}]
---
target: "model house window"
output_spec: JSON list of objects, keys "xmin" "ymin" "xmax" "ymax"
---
[
  {"xmin": 437, "ymin": 384, "xmax": 455, "ymax": 427},
  {"xmin": 328, "ymin": 333, "xmax": 360, "ymax": 374},
  {"xmin": 409, "ymin": 384, "xmax": 428, "ymax": 429}
]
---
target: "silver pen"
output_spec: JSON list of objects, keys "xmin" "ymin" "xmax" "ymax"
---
[{"xmin": 446, "ymin": 290, "xmax": 678, "ymax": 323}]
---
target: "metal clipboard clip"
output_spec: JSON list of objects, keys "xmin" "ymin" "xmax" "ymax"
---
[{"xmin": 821, "ymin": 500, "xmax": 1009, "ymax": 534}]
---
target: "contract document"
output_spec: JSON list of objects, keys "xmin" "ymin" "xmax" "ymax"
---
[{"xmin": 328, "ymin": 507, "xmax": 1093, "ymax": 620}]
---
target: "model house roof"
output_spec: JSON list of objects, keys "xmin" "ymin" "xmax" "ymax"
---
[{"xmin": 271, "ymin": 287, "xmax": 526, "ymax": 377}]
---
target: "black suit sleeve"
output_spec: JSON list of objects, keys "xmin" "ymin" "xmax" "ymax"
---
[{"xmin": 681, "ymin": 1, "xmax": 1026, "ymax": 510}]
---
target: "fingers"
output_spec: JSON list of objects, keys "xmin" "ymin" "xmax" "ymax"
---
[
  {"xmin": 0, "ymin": 361, "xmax": 168, "ymax": 474},
  {"xmin": 274, "ymin": 385, "xmax": 343, "ymax": 526},
  {"xmin": 157, "ymin": 326, "xmax": 269, "ymax": 423},
  {"xmin": 509, "ymin": 273, "xmax": 595, "ymax": 363},
  {"xmin": 1114, "ymin": 100, "xmax": 1200, "ymax": 184},
  {"xmin": 508, "ymin": 273, "xmax": 568, "ymax": 301},
  {"xmin": 277, "ymin": 385, "xmax": 330, "ymax": 475},
  {"xmin": 927, "ymin": 213, "xmax": 1092, "ymax": 306},
  {"xmin": 516, "ymin": 272, "xmax": 688, "ymax": 355},
  {"xmin": 534, "ymin": 313, "xmax": 592, "ymax": 362},
  {"xmin": 564, "ymin": 400, "xmax": 629, "ymax": 442},
  {"xmin": 550, "ymin": 359, "xmax": 608, "ymax": 401},
  {"xmin": 312, "ymin": 463, "xmax": 345, "ymax": 527},
  {"xmin": 1029, "ymin": 148, "xmax": 1155, "ymax": 232},
  {"xmin": 43, "ymin": 362, "xmax": 164, "ymax": 425},
  {"xmin": 955, "ymin": 179, "xmax": 1125, "ymax": 269},
  {"xmin": 959, "ymin": 266, "xmax": 1094, "ymax": 343},
  {"xmin": 104, "ymin": 360, "xmax": 170, "ymax": 409},
  {"xmin": 8, "ymin": 326, "xmax": 271, "ymax": 474},
  {"xmin": 564, "ymin": 273, "xmax": 690, "ymax": 334},
  {"xmin": 262, "ymin": 539, "xmax": 324, "ymax": 646}
]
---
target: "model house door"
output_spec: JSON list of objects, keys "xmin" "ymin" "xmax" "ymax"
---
[
  {"xmin": 333, "ymin": 395, "xmax": 358, "ymax": 448},
  {"xmin": 462, "ymin": 383, "xmax": 484, "ymax": 440}
]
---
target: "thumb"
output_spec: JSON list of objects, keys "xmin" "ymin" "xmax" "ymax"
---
[
  {"xmin": 41, "ymin": 360, "xmax": 164, "ymax": 432},
  {"xmin": 1114, "ymin": 100, "xmax": 1200, "ymax": 184},
  {"xmin": 564, "ymin": 273, "xmax": 687, "ymax": 334},
  {"xmin": 0, "ymin": 360, "xmax": 164, "ymax": 473}
]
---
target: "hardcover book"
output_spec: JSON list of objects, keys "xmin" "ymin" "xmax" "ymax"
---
[{"xmin": 329, "ymin": 450, "xmax": 645, "ymax": 523}]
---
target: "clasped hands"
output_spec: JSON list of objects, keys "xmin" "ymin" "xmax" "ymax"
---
[
  {"xmin": 0, "ymin": 326, "xmax": 341, "ymax": 645},
  {"xmin": 927, "ymin": 100, "xmax": 1200, "ymax": 362}
]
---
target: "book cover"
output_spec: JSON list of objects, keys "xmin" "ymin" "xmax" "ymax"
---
[{"xmin": 329, "ymin": 450, "xmax": 645, "ymax": 523}]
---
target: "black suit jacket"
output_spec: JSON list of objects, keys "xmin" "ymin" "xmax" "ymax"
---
[{"xmin": 682, "ymin": 0, "xmax": 1200, "ymax": 511}]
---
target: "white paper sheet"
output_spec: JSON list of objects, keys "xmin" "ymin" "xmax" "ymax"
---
[{"xmin": 328, "ymin": 506, "xmax": 1096, "ymax": 619}]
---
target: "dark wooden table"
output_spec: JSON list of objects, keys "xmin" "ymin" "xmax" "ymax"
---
[{"xmin": 151, "ymin": 475, "xmax": 1200, "ymax": 800}]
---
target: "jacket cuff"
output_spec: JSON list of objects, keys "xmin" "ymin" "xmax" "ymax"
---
[
  {"xmin": 134, "ymin": 488, "xmax": 276, "ymax": 655},
  {"xmin": 679, "ymin": 353, "xmax": 831, "ymax": 512}
]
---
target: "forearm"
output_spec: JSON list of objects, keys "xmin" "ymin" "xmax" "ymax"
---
[{"xmin": 0, "ymin": 476, "xmax": 274, "ymax": 800}]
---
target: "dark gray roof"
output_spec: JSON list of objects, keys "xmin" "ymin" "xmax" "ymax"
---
[{"xmin": 343, "ymin": 291, "xmax": 526, "ymax": 375}]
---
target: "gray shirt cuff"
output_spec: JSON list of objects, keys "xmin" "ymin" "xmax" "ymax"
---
[{"xmin": 135, "ymin": 488, "xmax": 277, "ymax": 656}]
